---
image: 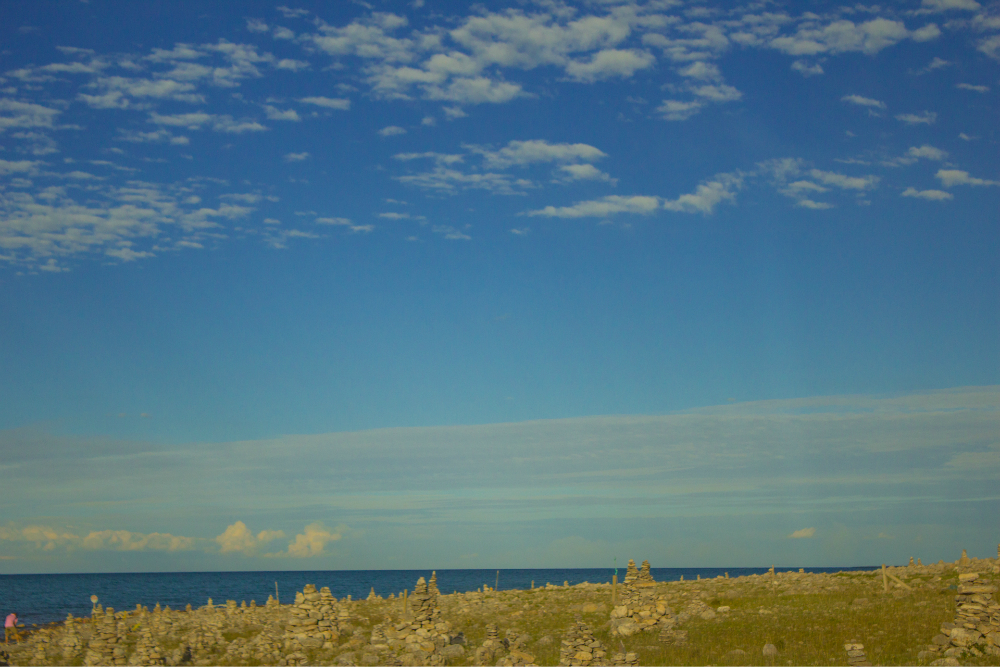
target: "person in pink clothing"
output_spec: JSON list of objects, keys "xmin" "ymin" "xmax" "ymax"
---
[{"xmin": 4, "ymin": 612, "xmax": 18, "ymax": 644}]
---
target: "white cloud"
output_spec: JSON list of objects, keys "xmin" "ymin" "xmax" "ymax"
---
[
  {"xmin": 275, "ymin": 58, "xmax": 309, "ymax": 71},
  {"xmin": 0, "ymin": 99, "xmax": 61, "ymax": 132},
  {"xmin": 678, "ymin": 61, "xmax": 721, "ymax": 80},
  {"xmin": 80, "ymin": 529, "xmax": 195, "ymax": 552},
  {"xmin": 935, "ymin": 169, "xmax": 997, "ymax": 187},
  {"xmin": 273, "ymin": 523, "xmax": 341, "ymax": 558},
  {"xmin": 472, "ymin": 139, "xmax": 606, "ymax": 169},
  {"xmin": 902, "ymin": 187, "xmax": 953, "ymax": 200},
  {"xmin": 526, "ymin": 194, "xmax": 662, "ymax": 218},
  {"xmin": 246, "ymin": 18, "xmax": 269, "ymax": 33},
  {"xmin": 895, "ymin": 111, "xmax": 937, "ymax": 125},
  {"xmin": 956, "ymin": 83, "xmax": 988, "ymax": 92},
  {"xmin": 378, "ymin": 125, "xmax": 407, "ymax": 136},
  {"xmin": 656, "ymin": 99, "xmax": 703, "ymax": 121},
  {"xmin": 791, "ymin": 60, "xmax": 824, "ymax": 76},
  {"xmin": 0, "ymin": 158, "xmax": 40, "ymax": 175},
  {"xmin": 662, "ymin": 172, "xmax": 742, "ymax": 214},
  {"xmin": 796, "ymin": 198, "xmax": 834, "ymax": 209},
  {"xmin": 422, "ymin": 76, "xmax": 525, "ymax": 104},
  {"xmin": 274, "ymin": 26, "xmax": 296, "ymax": 40},
  {"xmin": 443, "ymin": 106, "xmax": 467, "ymax": 119},
  {"xmin": 788, "ymin": 527, "xmax": 816, "ymax": 539},
  {"xmin": 421, "ymin": 115, "xmax": 436, "ymax": 126},
  {"xmin": 396, "ymin": 166, "xmax": 527, "ymax": 195},
  {"xmin": 558, "ymin": 163, "xmax": 617, "ymax": 185},
  {"xmin": 920, "ymin": 0, "xmax": 981, "ymax": 10},
  {"xmin": 906, "ymin": 145, "xmax": 948, "ymax": 160},
  {"xmin": 394, "ymin": 151, "xmax": 464, "ymax": 165},
  {"xmin": 809, "ymin": 169, "xmax": 879, "ymax": 190},
  {"xmin": 264, "ymin": 105, "xmax": 301, "ymax": 121},
  {"xmin": 215, "ymin": 521, "xmax": 284, "ymax": 554},
  {"xmin": 299, "ymin": 96, "xmax": 351, "ymax": 110},
  {"xmin": 284, "ymin": 151, "xmax": 310, "ymax": 162},
  {"xmin": 432, "ymin": 225, "xmax": 471, "ymax": 240},
  {"xmin": 315, "ymin": 217, "xmax": 373, "ymax": 233},
  {"xmin": 690, "ymin": 83, "xmax": 741, "ymax": 102},
  {"xmin": 148, "ymin": 112, "xmax": 214, "ymax": 129},
  {"xmin": 841, "ymin": 94, "xmax": 886, "ymax": 109},
  {"xmin": 768, "ymin": 18, "xmax": 922, "ymax": 56},
  {"xmin": 563, "ymin": 49, "xmax": 655, "ymax": 82}
]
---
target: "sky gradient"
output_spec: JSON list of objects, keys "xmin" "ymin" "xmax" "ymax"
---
[{"xmin": 0, "ymin": 0, "xmax": 998, "ymax": 573}]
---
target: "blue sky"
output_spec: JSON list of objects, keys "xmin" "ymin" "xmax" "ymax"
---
[{"xmin": 0, "ymin": 0, "xmax": 997, "ymax": 573}]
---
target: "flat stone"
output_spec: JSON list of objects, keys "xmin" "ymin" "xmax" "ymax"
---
[{"xmin": 762, "ymin": 643, "xmax": 778, "ymax": 656}]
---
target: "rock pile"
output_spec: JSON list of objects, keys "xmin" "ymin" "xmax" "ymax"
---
[
  {"xmin": 58, "ymin": 615, "xmax": 81, "ymax": 662},
  {"xmin": 610, "ymin": 581, "xmax": 675, "ymax": 638},
  {"xmin": 844, "ymin": 641, "xmax": 870, "ymax": 666},
  {"xmin": 558, "ymin": 619, "xmax": 607, "ymax": 666},
  {"xmin": 636, "ymin": 560, "xmax": 655, "ymax": 585},
  {"xmin": 622, "ymin": 560, "xmax": 639, "ymax": 586},
  {"xmin": 284, "ymin": 584, "xmax": 341, "ymax": 651},
  {"xmin": 127, "ymin": 624, "xmax": 164, "ymax": 666},
  {"xmin": 83, "ymin": 606, "xmax": 125, "ymax": 666},
  {"xmin": 937, "ymin": 574, "xmax": 999, "ymax": 659},
  {"xmin": 392, "ymin": 575, "xmax": 455, "ymax": 666},
  {"xmin": 474, "ymin": 623, "xmax": 506, "ymax": 665}
]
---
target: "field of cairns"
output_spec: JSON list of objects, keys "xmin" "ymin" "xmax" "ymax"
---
[{"xmin": 2, "ymin": 551, "xmax": 997, "ymax": 667}]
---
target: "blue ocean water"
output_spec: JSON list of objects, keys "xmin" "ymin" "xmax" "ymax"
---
[{"xmin": 0, "ymin": 566, "xmax": 877, "ymax": 629}]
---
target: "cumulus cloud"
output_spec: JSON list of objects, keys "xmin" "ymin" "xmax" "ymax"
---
[
  {"xmin": 895, "ymin": 111, "xmax": 937, "ymax": 125},
  {"xmin": 902, "ymin": 187, "xmax": 953, "ymax": 200},
  {"xmin": 264, "ymin": 105, "xmax": 300, "ymax": 121},
  {"xmin": 284, "ymin": 152, "xmax": 310, "ymax": 162},
  {"xmin": 214, "ymin": 521, "xmax": 284, "ymax": 554},
  {"xmin": 935, "ymin": 169, "xmax": 997, "ymax": 187},
  {"xmin": 299, "ymin": 96, "xmax": 351, "ymax": 110},
  {"xmin": 768, "ymin": 18, "xmax": 930, "ymax": 56},
  {"xmin": 809, "ymin": 169, "xmax": 878, "ymax": 190},
  {"xmin": 0, "ymin": 99, "xmax": 62, "ymax": 132},
  {"xmin": 563, "ymin": 49, "xmax": 655, "ymax": 82},
  {"xmin": 378, "ymin": 125, "xmax": 407, "ymax": 137},
  {"xmin": 788, "ymin": 527, "xmax": 816, "ymax": 539},
  {"xmin": 269, "ymin": 523, "xmax": 341, "ymax": 558},
  {"xmin": 525, "ymin": 194, "xmax": 662, "ymax": 218},
  {"xmin": 791, "ymin": 60, "xmax": 824, "ymax": 76},
  {"xmin": 557, "ymin": 163, "xmax": 617, "ymax": 185},
  {"xmin": 472, "ymin": 140, "xmax": 606, "ymax": 169},
  {"xmin": 662, "ymin": 172, "xmax": 742, "ymax": 214},
  {"xmin": 0, "ymin": 524, "xmax": 197, "ymax": 552},
  {"xmin": 841, "ymin": 94, "xmax": 886, "ymax": 109},
  {"xmin": 656, "ymin": 99, "xmax": 704, "ymax": 121},
  {"xmin": 920, "ymin": 0, "xmax": 981, "ymax": 10},
  {"xmin": 907, "ymin": 145, "xmax": 948, "ymax": 160}
]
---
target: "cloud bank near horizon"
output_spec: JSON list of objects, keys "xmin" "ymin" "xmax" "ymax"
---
[{"xmin": 1, "ymin": 386, "xmax": 996, "ymax": 572}]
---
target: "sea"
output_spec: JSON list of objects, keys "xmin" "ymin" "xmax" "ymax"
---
[{"xmin": 0, "ymin": 566, "xmax": 878, "ymax": 629}]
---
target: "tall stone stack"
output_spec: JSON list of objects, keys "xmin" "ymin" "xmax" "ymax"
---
[
  {"xmin": 284, "ymin": 584, "xmax": 338, "ymax": 650},
  {"xmin": 558, "ymin": 619, "xmax": 607, "ymax": 666},
  {"xmin": 83, "ymin": 607, "xmax": 120, "ymax": 666},
  {"xmin": 429, "ymin": 571, "xmax": 440, "ymax": 596},
  {"xmin": 637, "ymin": 560, "xmax": 655, "ymax": 585},
  {"xmin": 623, "ymin": 559, "xmax": 639, "ymax": 586},
  {"xmin": 474, "ymin": 623, "xmax": 505, "ymax": 665},
  {"xmin": 941, "ymin": 573, "xmax": 999, "ymax": 658},
  {"xmin": 610, "ymin": 563, "xmax": 673, "ymax": 638},
  {"xmin": 393, "ymin": 576, "xmax": 454, "ymax": 666},
  {"xmin": 127, "ymin": 625, "xmax": 165, "ymax": 666},
  {"xmin": 58, "ymin": 614, "xmax": 81, "ymax": 662},
  {"xmin": 26, "ymin": 629, "xmax": 51, "ymax": 666}
]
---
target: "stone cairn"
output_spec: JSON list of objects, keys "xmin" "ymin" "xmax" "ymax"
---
[
  {"xmin": 58, "ymin": 614, "xmax": 81, "ymax": 662},
  {"xmin": 83, "ymin": 606, "xmax": 126, "ymax": 666},
  {"xmin": 558, "ymin": 618, "xmax": 608, "ymax": 666},
  {"xmin": 474, "ymin": 623, "xmax": 506, "ymax": 665},
  {"xmin": 844, "ymin": 641, "xmax": 870, "ymax": 666},
  {"xmin": 932, "ymin": 572, "xmax": 999, "ymax": 660},
  {"xmin": 394, "ymin": 574, "xmax": 453, "ymax": 666},
  {"xmin": 284, "ymin": 584, "xmax": 340, "ymax": 651},
  {"xmin": 128, "ymin": 624, "xmax": 165, "ymax": 666},
  {"xmin": 610, "ymin": 559, "xmax": 676, "ymax": 639}
]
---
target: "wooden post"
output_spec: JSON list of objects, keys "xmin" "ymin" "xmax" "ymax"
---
[
  {"xmin": 612, "ymin": 574, "xmax": 617, "ymax": 605},
  {"xmin": 531, "ymin": 580, "xmax": 534, "ymax": 590},
  {"xmin": 882, "ymin": 564, "xmax": 888, "ymax": 593},
  {"xmin": 275, "ymin": 582, "xmax": 279, "ymax": 604},
  {"xmin": 724, "ymin": 572, "xmax": 728, "ymax": 579},
  {"xmin": 403, "ymin": 589, "xmax": 408, "ymax": 615},
  {"xmin": 496, "ymin": 570, "xmax": 500, "ymax": 592}
]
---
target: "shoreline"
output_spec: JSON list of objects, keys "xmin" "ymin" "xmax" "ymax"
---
[{"xmin": 2, "ymin": 554, "xmax": 997, "ymax": 666}]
